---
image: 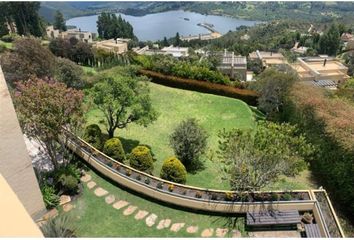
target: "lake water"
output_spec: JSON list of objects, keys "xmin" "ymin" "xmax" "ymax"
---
[{"xmin": 66, "ymin": 10, "xmax": 259, "ymax": 41}]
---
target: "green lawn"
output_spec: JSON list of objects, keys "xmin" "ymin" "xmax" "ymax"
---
[
  {"xmin": 61, "ymin": 169, "xmax": 246, "ymax": 237},
  {"xmin": 82, "ymin": 66, "xmax": 97, "ymax": 75},
  {"xmin": 0, "ymin": 40, "xmax": 13, "ymax": 49},
  {"xmin": 86, "ymin": 82, "xmax": 256, "ymax": 190}
]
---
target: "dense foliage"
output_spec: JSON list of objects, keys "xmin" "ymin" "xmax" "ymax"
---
[
  {"xmin": 97, "ymin": 12, "xmax": 135, "ymax": 40},
  {"xmin": 1, "ymin": 38, "xmax": 55, "ymax": 84},
  {"xmin": 160, "ymin": 157, "xmax": 187, "ymax": 184},
  {"xmin": 83, "ymin": 124, "xmax": 104, "ymax": 150},
  {"xmin": 283, "ymin": 83, "xmax": 354, "ymax": 220},
  {"xmin": 88, "ymin": 73, "xmax": 158, "ymax": 138},
  {"xmin": 55, "ymin": 57, "xmax": 85, "ymax": 89},
  {"xmin": 135, "ymin": 54, "xmax": 230, "ymax": 84},
  {"xmin": 14, "ymin": 78, "xmax": 84, "ymax": 169},
  {"xmin": 0, "ymin": 2, "xmax": 44, "ymax": 37},
  {"xmin": 129, "ymin": 145, "xmax": 154, "ymax": 173},
  {"xmin": 103, "ymin": 138, "xmax": 126, "ymax": 162},
  {"xmin": 41, "ymin": 185, "xmax": 60, "ymax": 209},
  {"xmin": 217, "ymin": 121, "xmax": 314, "ymax": 191},
  {"xmin": 54, "ymin": 10, "xmax": 67, "ymax": 31},
  {"xmin": 169, "ymin": 118, "xmax": 208, "ymax": 171},
  {"xmin": 40, "ymin": 215, "xmax": 77, "ymax": 237}
]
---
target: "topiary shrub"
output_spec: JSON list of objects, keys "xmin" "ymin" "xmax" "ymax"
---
[
  {"xmin": 83, "ymin": 124, "xmax": 104, "ymax": 150},
  {"xmin": 103, "ymin": 137, "xmax": 125, "ymax": 162},
  {"xmin": 58, "ymin": 174, "xmax": 79, "ymax": 195},
  {"xmin": 129, "ymin": 145, "xmax": 154, "ymax": 173},
  {"xmin": 160, "ymin": 157, "xmax": 187, "ymax": 184}
]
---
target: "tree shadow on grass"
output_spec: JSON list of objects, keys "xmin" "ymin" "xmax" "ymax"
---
[{"xmin": 186, "ymin": 158, "xmax": 206, "ymax": 174}]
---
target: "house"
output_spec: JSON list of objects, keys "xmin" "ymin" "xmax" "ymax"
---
[
  {"xmin": 291, "ymin": 42, "xmax": 308, "ymax": 54},
  {"xmin": 216, "ymin": 49, "xmax": 247, "ymax": 80},
  {"xmin": 346, "ymin": 38, "xmax": 354, "ymax": 57},
  {"xmin": 45, "ymin": 26, "xmax": 59, "ymax": 39},
  {"xmin": 291, "ymin": 56, "xmax": 349, "ymax": 89},
  {"xmin": 341, "ymin": 32, "xmax": 353, "ymax": 42},
  {"xmin": 249, "ymin": 50, "xmax": 287, "ymax": 67},
  {"xmin": 93, "ymin": 39, "xmax": 128, "ymax": 54},
  {"xmin": 59, "ymin": 28, "xmax": 96, "ymax": 43},
  {"xmin": 160, "ymin": 45, "xmax": 189, "ymax": 57}
]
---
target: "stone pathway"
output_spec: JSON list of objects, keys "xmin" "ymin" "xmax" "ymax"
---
[
  {"xmin": 63, "ymin": 203, "xmax": 74, "ymax": 212},
  {"xmin": 135, "ymin": 210, "xmax": 149, "ymax": 220},
  {"xmin": 157, "ymin": 219, "xmax": 171, "ymax": 230},
  {"xmin": 145, "ymin": 214, "xmax": 158, "ymax": 227},
  {"xmin": 201, "ymin": 228, "xmax": 214, "ymax": 237},
  {"xmin": 59, "ymin": 195, "xmax": 71, "ymax": 206},
  {"xmin": 81, "ymin": 173, "xmax": 241, "ymax": 237},
  {"xmin": 105, "ymin": 194, "xmax": 115, "ymax": 204},
  {"xmin": 94, "ymin": 187, "xmax": 108, "ymax": 197},
  {"xmin": 87, "ymin": 181, "xmax": 96, "ymax": 189},
  {"xmin": 123, "ymin": 205, "xmax": 138, "ymax": 216},
  {"xmin": 170, "ymin": 223, "xmax": 185, "ymax": 232},
  {"xmin": 186, "ymin": 226, "xmax": 199, "ymax": 234},
  {"xmin": 113, "ymin": 200, "xmax": 129, "ymax": 210}
]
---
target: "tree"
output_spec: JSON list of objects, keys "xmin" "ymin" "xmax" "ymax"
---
[
  {"xmin": 169, "ymin": 118, "xmax": 208, "ymax": 171},
  {"xmin": 217, "ymin": 121, "xmax": 313, "ymax": 191},
  {"xmin": 253, "ymin": 68, "xmax": 297, "ymax": 119},
  {"xmin": 55, "ymin": 57, "xmax": 84, "ymax": 89},
  {"xmin": 174, "ymin": 32, "xmax": 181, "ymax": 46},
  {"xmin": 89, "ymin": 74, "xmax": 158, "ymax": 138},
  {"xmin": 54, "ymin": 10, "xmax": 67, "ymax": 32},
  {"xmin": 163, "ymin": 36, "xmax": 169, "ymax": 47},
  {"xmin": 0, "ymin": 37, "xmax": 56, "ymax": 84},
  {"xmin": 97, "ymin": 12, "xmax": 135, "ymax": 40},
  {"xmin": 318, "ymin": 24, "xmax": 340, "ymax": 56},
  {"xmin": 14, "ymin": 78, "xmax": 84, "ymax": 170}
]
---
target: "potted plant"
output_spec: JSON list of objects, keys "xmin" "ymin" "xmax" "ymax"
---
[
  {"xmin": 156, "ymin": 182, "xmax": 163, "ymax": 189},
  {"xmin": 136, "ymin": 175, "xmax": 142, "ymax": 181},
  {"xmin": 195, "ymin": 191, "xmax": 202, "ymax": 198},
  {"xmin": 302, "ymin": 212, "xmax": 314, "ymax": 224},
  {"xmin": 144, "ymin": 178, "xmax": 150, "ymax": 185},
  {"xmin": 168, "ymin": 184, "xmax": 174, "ymax": 192},
  {"xmin": 125, "ymin": 169, "xmax": 132, "ymax": 176}
]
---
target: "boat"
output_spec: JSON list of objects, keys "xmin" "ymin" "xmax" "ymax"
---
[{"xmin": 184, "ymin": 18, "xmax": 190, "ymax": 21}]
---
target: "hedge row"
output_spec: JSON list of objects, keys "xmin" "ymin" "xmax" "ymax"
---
[{"xmin": 138, "ymin": 69, "xmax": 259, "ymax": 106}]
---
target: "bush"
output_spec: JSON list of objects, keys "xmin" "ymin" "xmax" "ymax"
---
[
  {"xmin": 55, "ymin": 57, "xmax": 85, "ymax": 89},
  {"xmin": 139, "ymin": 69, "xmax": 259, "ymax": 106},
  {"xmin": 41, "ymin": 185, "xmax": 60, "ymax": 209},
  {"xmin": 129, "ymin": 145, "xmax": 154, "ymax": 173},
  {"xmin": 103, "ymin": 137, "xmax": 125, "ymax": 162},
  {"xmin": 40, "ymin": 215, "xmax": 76, "ymax": 237},
  {"xmin": 83, "ymin": 124, "xmax": 104, "ymax": 150},
  {"xmin": 160, "ymin": 157, "xmax": 187, "ymax": 184},
  {"xmin": 58, "ymin": 174, "xmax": 79, "ymax": 194},
  {"xmin": 169, "ymin": 118, "xmax": 208, "ymax": 171},
  {"xmin": 1, "ymin": 34, "xmax": 17, "ymax": 43}
]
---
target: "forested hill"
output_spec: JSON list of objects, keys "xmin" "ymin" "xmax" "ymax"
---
[{"xmin": 40, "ymin": 1, "xmax": 354, "ymax": 25}]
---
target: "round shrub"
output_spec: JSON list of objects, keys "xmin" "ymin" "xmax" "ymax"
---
[
  {"xmin": 83, "ymin": 124, "xmax": 104, "ymax": 150},
  {"xmin": 129, "ymin": 146, "xmax": 154, "ymax": 173},
  {"xmin": 103, "ymin": 137, "xmax": 125, "ymax": 162},
  {"xmin": 58, "ymin": 174, "xmax": 79, "ymax": 194},
  {"xmin": 160, "ymin": 157, "xmax": 187, "ymax": 184}
]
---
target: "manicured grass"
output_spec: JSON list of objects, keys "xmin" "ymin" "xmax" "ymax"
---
[
  {"xmin": 86, "ymin": 82, "xmax": 256, "ymax": 190},
  {"xmin": 82, "ymin": 66, "xmax": 97, "ymax": 75},
  {"xmin": 61, "ymin": 168, "xmax": 246, "ymax": 237},
  {"xmin": 0, "ymin": 40, "xmax": 13, "ymax": 49}
]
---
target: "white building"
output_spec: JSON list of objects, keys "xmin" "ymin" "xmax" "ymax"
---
[
  {"xmin": 93, "ymin": 39, "xmax": 128, "ymax": 54},
  {"xmin": 160, "ymin": 45, "xmax": 189, "ymax": 58}
]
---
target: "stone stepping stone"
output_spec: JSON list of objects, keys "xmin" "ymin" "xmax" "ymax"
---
[
  {"xmin": 201, "ymin": 228, "xmax": 214, "ymax": 237},
  {"xmin": 59, "ymin": 195, "xmax": 71, "ymax": 206},
  {"xmin": 135, "ymin": 210, "xmax": 149, "ymax": 220},
  {"xmin": 80, "ymin": 174, "xmax": 91, "ymax": 182},
  {"xmin": 63, "ymin": 203, "xmax": 74, "ymax": 212},
  {"xmin": 170, "ymin": 223, "xmax": 185, "ymax": 232},
  {"xmin": 113, "ymin": 200, "xmax": 129, "ymax": 210},
  {"xmin": 123, "ymin": 205, "xmax": 138, "ymax": 216},
  {"xmin": 42, "ymin": 208, "xmax": 58, "ymax": 220},
  {"xmin": 231, "ymin": 230, "xmax": 241, "ymax": 238},
  {"xmin": 156, "ymin": 219, "xmax": 171, "ymax": 230},
  {"xmin": 145, "ymin": 214, "xmax": 158, "ymax": 227},
  {"xmin": 94, "ymin": 187, "xmax": 108, "ymax": 197},
  {"xmin": 105, "ymin": 194, "xmax": 115, "ymax": 204},
  {"xmin": 186, "ymin": 226, "xmax": 199, "ymax": 234},
  {"xmin": 215, "ymin": 228, "xmax": 229, "ymax": 237},
  {"xmin": 87, "ymin": 181, "xmax": 96, "ymax": 189}
]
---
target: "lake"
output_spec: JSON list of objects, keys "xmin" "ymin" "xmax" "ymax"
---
[{"xmin": 66, "ymin": 10, "xmax": 259, "ymax": 41}]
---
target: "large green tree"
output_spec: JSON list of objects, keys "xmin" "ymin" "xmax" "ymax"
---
[
  {"xmin": 318, "ymin": 24, "xmax": 340, "ymax": 56},
  {"xmin": 54, "ymin": 10, "xmax": 67, "ymax": 32},
  {"xmin": 97, "ymin": 12, "xmax": 135, "ymax": 40},
  {"xmin": 89, "ymin": 74, "xmax": 158, "ymax": 138},
  {"xmin": 14, "ymin": 78, "xmax": 84, "ymax": 169},
  {"xmin": 217, "ymin": 121, "xmax": 314, "ymax": 191}
]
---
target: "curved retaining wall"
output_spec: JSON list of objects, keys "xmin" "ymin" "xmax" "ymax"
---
[{"xmin": 64, "ymin": 131, "xmax": 316, "ymax": 213}]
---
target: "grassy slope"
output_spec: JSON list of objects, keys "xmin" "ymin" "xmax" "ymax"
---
[
  {"xmin": 62, "ymin": 169, "xmax": 246, "ymax": 237},
  {"xmin": 86, "ymin": 82, "xmax": 256, "ymax": 190},
  {"xmin": 0, "ymin": 40, "xmax": 13, "ymax": 49}
]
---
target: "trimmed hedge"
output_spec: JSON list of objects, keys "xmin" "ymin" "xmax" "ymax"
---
[
  {"xmin": 83, "ymin": 124, "xmax": 104, "ymax": 150},
  {"xmin": 103, "ymin": 138, "xmax": 126, "ymax": 162},
  {"xmin": 138, "ymin": 69, "xmax": 259, "ymax": 106},
  {"xmin": 160, "ymin": 157, "xmax": 187, "ymax": 184},
  {"xmin": 129, "ymin": 145, "xmax": 154, "ymax": 173}
]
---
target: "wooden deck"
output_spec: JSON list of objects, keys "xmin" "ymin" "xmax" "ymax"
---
[
  {"xmin": 246, "ymin": 210, "xmax": 301, "ymax": 228},
  {"xmin": 304, "ymin": 224, "xmax": 322, "ymax": 238}
]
